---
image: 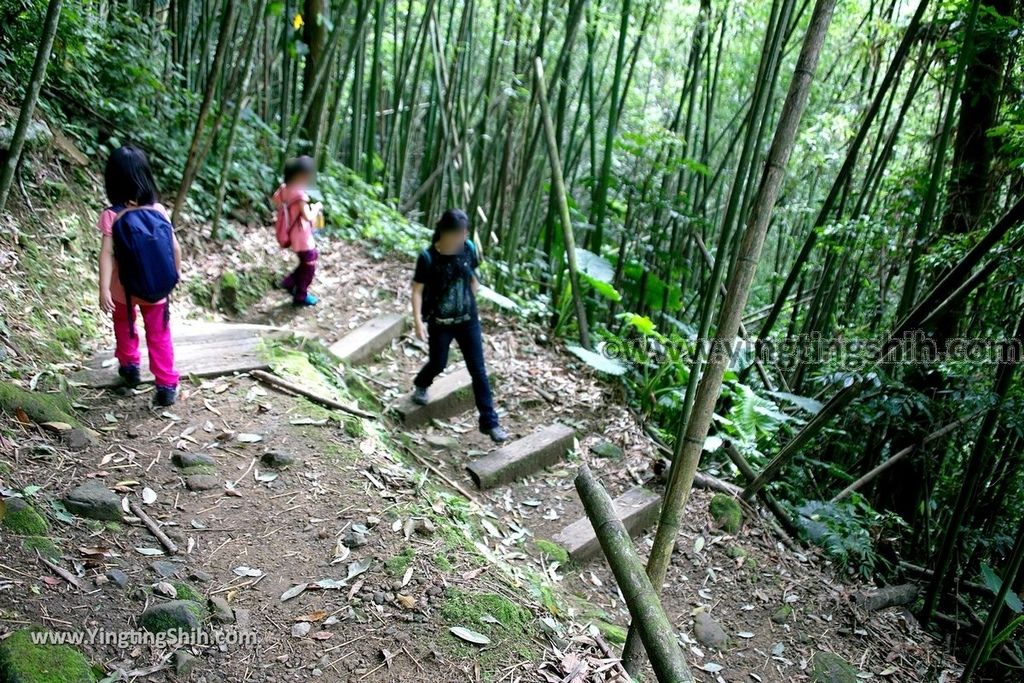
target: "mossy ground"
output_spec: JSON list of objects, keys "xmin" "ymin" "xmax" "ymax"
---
[
  {"xmin": 170, "ymin": 581, "xmax": 204, "ymax": 603},
  {"xmin": 535, "ymin": 539, "xmax": 570, "ymax": 564},
  {"xmin": 385, "ymin": 547, "xmax": 416, "ymax": 577},
  {"xmin": 440, "ymin": 589, "xmax": 538, "ymax": 672},
  {"xmin": 0, "ymin": 628, "xmax": 97, "ymax": 683},
  {"xmin": 22, "ymin": 536, "xmax": 61, "ymax": 560}
]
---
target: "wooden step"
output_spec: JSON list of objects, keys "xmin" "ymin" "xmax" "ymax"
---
[
  {"xmin": 466, "ymin": 424, "xmax": 574, "ymax": 489},
  {"xmin": 551, "ymin": 486, "xmax": 662, "ymax": 563},
  {"xmin": 329, "ymin": 313, "xmax": 408, "ymax": 364},
  {"xmin": 394, "ymin": 368, "xmax": 475, "ymax": 426}
]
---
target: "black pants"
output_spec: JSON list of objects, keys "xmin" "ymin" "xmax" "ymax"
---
[{"xmin": 414, "ymin": 317, "xmax": 499, "ymax": 431}]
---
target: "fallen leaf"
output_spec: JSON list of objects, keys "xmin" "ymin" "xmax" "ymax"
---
[
  {"xmin": 295, "ymin": 610, "xmax": 327, "ymax": 623},
  {"xmin": 135, "ymin": 547, "xmax": 164, "ymax": 556},
  {"xmin": 396, "ymin": 594, "xmax": 416, "ymax": 609},
  {"xmin": 449, "ymin": 626, "xmax": 490, "ymax": 646},
  {"xmin": 236, "ymin": 433, "xmax": 263, "ymax": 443},
  {"xmin": 141, "ymin": 487, "xmax": 157, "ymax": 505},
  {"xmin": 233, "ymin": 566, "xmax": 263, "ymax": 577},
  {"xmin": 281, "ymin": 583, "xmax": 308, "ymax": 602}
]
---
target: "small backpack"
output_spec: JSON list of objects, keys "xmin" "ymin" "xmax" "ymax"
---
[
  {"xmin": 111, "ymin": 205, "xmax": 179, "ymax": 305},
  {"xmin": 275, "ymin": 201, "xmax": 299, "ymax": 248}
]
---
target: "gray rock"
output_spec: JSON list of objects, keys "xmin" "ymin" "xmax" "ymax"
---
[
  {"xmin": 0, "ymin": 120, "xmax": 52, "ymax": 152},
  {"xmin": 185, "ymin": 475, "xmax": 220, "ymax": 492},
  {"xmin": 173, "ymin": 649, "xmax": 197, "ymax": 678},
  {"xmin": 152, "ymin": 561, "xmax": 182, "ymax": 578},
  {"xmin": 140, "ymin": 600, "xmax": 205, "ymax": 633},
  {"xmin": 64, "ymin": 480, "xmax": 123, "ymax": 521},
  {"xmin": 209, "ymin": 596, "xmax": 234, "ymax": 624},
  {"xmin": 693, "ymin": 611, "xmax": 729, "ymax": 651},
  {"xmin": 342, "ymin": 530, "xmax": 368, "ymax": 548},
  {"xmin": 106, "ymin": 569, "xmax": 129, "ymax": 588},
  {"xmin": 62, "ymin": 429, "xmax": 96, "ymax": 451},
  {"xmin": 373, "ymin": 592, "xmax": 385, "ymax": 605},
  {"xmin": 810, "ymin": 651, "xmax": 859, "ymax": 683},
  {"xmin": 173, "ymin": 452, "xmax": 216, "ymax": 469},
  {"xmin": 261, "ymin": 450, "xmax": 295, "ymax": 468},
  {"xmin": 189, "ymin": 569, "xmax": 214, "ymax": 583}
]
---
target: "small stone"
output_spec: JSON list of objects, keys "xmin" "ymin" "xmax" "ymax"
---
[
  {"xmin": 590, "ymin": 440, "xmax": 623, "ymax": 459},
  {"xmin": 311, "ymin": 668, "xmax": 323, "ymax": 677},
  {"xmin": 106, "ymin": 569, "xmax": 129, "ymax": 588},
  {"xmin": 426, "ymin": 585, "xmax": 443, "ymax": 597},
  {"xmin": 189, "ymin": 569, "xmax": 214, "ymax": 583},
  {"xmin": 772, "ymin": 604, "xmax": 794, "ymax": 624},
  {"xmin": 172, "ymin": 452, "xmax": 216, "ymax": 469},
  {"xmin": 810, "ymin": 651, "xmax": 859, "ymax": 683},
  {"xmin": 173, "ymin": 650, "xmax": 197, "ymax": 677},
  {"xmin": 154, "ymin": 581, "xmax": 178, "ymax": 598},
  {"xmin": 292, "ymin": 622, "xmax": 311, "ymax": 638},
  {"xmin": 261, "ymin": 450, "xmax": 295, "ymax": 469},
  {"xmin": 140, "ymin": 600, "xmax": 205, "ymax": 634},
  {"xmin": 62, "ymin": 428, "xmax": 95, "ymax": 451},
  {"xmin": 209, "ymin": 596, "xmax": 234, "ymax": 624},
  {"xmin": 693, "ymin": 611, "xmax": 729, "ymax": 651},
  {"xmin": 64, "ymin": 480, "xmax": 123, "ymax": 521},
  {"xmin": 185, "ymin": 475, "xmax": 220, "ymax": 492},
  {"xmin": 93, "ymin": 575, "xmax": 110, "ymax": 588},
  {"xmin": 373, "ymin": 592, "xmax": 385, "ymax": 605},
  {"xmin": 342, "ymin": 530, "xmax": 368, "ymax": 548},
  {"xmin": 234, "ymin": 608, "xmax": 251, "ymax": 629},
  {"xmin": 152, "ymin": 561, "xmax": 182, "ymax": 578}
]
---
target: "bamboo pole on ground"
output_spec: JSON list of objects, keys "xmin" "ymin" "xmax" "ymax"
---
[
  {"xmin": 534, "ymin": 57, "xmax": 591, "ymax": 350},
  {"xmin": 574, "ymin": 465, "xmax": 693, "ymax": 683}
]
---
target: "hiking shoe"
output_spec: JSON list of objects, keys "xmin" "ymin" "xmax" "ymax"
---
[
  {"xmin": 119, "ymin": 365, "xmax": 141, "ymax": 388},
  {"xmin": 487, "ymin": 426, "xmax": 510, "ymax": 443},
  {"xmin": 294, "ymin": 294, "xmax": 319, "ymax": 307},
  {"xmin": 154, "ymin": 385, "xmax": 178, "ymax": 407},
  {"xmin": 411, "ymin": 386, "xmax": 429, "ymax": 405}
]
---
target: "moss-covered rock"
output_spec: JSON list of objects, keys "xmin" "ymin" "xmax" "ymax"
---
[
  {"xmin": 535, "ymin": 539, "xmax": 570, "ymax": 564},
  {"xmin": 2, "ymin": 498, "xmax": 49, "ymax": 535},
  {"xmin": 22, "ymin": 536, "xmax": 61, "ymax": 560},
  {"xmin": 139, "ymin": 600, "xmax": 205, "ymax": 633},
  {"xmin": 595, "ymin": 620, "xmax": 626, "ymax": 644},
  {"xmin": 772, "ymin": 604, "xmax": 794, "ymax": 624},
  {"xmin": 0, "ymin": 381, "xmax": 76, "ymax": 426},
  {"xmin": 709, "ymin": 494, "xmax": 743, "ymax": 533},
  {"xmin": 810, "ymin": 651, "xmax": 859, "ymax": 683},
  {"xmin": 0, "ymin": 628, "xmax": 97, "ymax": 683},
  {"xmin": 590, "ymin": 440, "xmax": 623, "ymax": 459},
  {"xmin": 169, "ymin": 581, "xmax": 204, "ymax": 604}
]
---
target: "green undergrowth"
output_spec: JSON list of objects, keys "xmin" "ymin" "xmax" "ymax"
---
[
  {"xmin": 385, "ymin": 547, "xmax": 416, "ymax": 577},
  {"xmin": 22, "ymin": 536, "xmax": 62, "ymax": 560},
  {"xmin": 0, "ymin": 380, "xmax": 77, "ymax": 426}
]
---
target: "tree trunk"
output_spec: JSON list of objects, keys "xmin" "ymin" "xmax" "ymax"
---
[{"xmin": 0, "ymin": 0, "xmax": 64, "ymax": 215}]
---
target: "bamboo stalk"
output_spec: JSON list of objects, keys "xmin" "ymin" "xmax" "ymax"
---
[
  {"xmin": 250, "ymin": 370, "xmax": 376, "ymax": 419},
  {"xmin": 574, "ymin": 465, "xmax": 693, "ymax": 683},
  {"xmin": 534, "ymin": 57, "xmax": 591, "ymax": 349},
  {"xmin": 129, "ymin": 501, "xmax": 179, "ymax": 555}
]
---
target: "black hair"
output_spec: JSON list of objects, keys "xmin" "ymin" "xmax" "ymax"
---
[
  {"xmin": 284, "ymin": 155, "xmax": 316, "ymax": 184},
  {"xmin": 432, "ymin": 208, "xmax": 470, "ymax": 243},
  {"xmin": 104, "ymin": 145, "xmax": 158, "ymax": 206}
]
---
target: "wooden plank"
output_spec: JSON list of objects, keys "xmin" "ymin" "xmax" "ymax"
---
[
  {"xmin": 551, "ymin": 487, "xmax": 662, "ymax": 563},
  {"xmin": 394, "ymin": 368, "xmax": 474, "ymax": 426},
  {"xmin": 466, "ymin": 424, "xmax": 574, "ymax": 489},
  {"xmin": 71, "ymin": 322, "xmax": 291, "ymax": 388},
  {"xmin": 328, "ymin": 313, "xmax": 407, "ymax": 364}
]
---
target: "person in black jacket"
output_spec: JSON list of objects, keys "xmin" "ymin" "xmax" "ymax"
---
[{"xmin": 410, "ymin": 209, "xmax": 509, "ymax": 443}]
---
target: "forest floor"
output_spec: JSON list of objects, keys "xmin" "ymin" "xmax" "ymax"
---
[{"xmin": 0, "ymin": 188, "xmax": 963, "ymax": 682}]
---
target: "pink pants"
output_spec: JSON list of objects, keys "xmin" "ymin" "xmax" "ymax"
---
[{"xmin": 113, "ymin": 301, "xmax": 179, "ymax": 388}]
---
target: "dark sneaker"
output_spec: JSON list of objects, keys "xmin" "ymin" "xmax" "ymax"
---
[
  {"xmin": 411, "ymin": 387, "xmax": 429, "ymax": 405},
  {"xmin": 487, "ymin": 426, "xmax": 510, "ymax": 444},
  {"xmin": 154, "ymin": 385, "xmax": 178, "ymax": 407},
  {"xmin": 119, "ymin": 365, "xmax": 141, "ymax": 388},
  {"xmin": 294, "ymin": 294, "xmax": 319, "ymax": 307}
]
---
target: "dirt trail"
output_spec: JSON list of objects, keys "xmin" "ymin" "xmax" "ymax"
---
[{"xmin": 0, "ymin": 233, "xmax": 959, "ymax": 682}]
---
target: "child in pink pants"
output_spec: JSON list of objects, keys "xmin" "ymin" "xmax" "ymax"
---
[{"xmin": 97, "ymin": 147, "xmax": 181, "ymax": 406}]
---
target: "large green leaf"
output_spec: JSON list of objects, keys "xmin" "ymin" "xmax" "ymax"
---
[
  {"xmin": 769, "ymin": 391, "xmax": 824, "ymax": 415},
  {"xmin": 981, "ymin": 564, "xmax": 1024, "ymax": 613},
  {"xmin": 575, "ymin": 248, "xmax": 614, "ymax": 283},
  {"xmin": 579, "ymin": 272, "xmax": 622, "ymax": 302},
  {"xmin": 566, "ymin": 345, "xmax": 628, "ymax": 376},
  {"xmin": 477, "ymin": 285, "xmax": 518, "ymax": 311}
]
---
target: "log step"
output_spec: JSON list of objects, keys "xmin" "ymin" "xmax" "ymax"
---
[
  {"xmin": 551, "ymin": 486, "xmax": 662, "ymax": 563},
  {"xmin": 394, "ymin": 368, "xmax": 475, "ymax": 426},
  {"xmin": 466, "ymin": 424, "xmax": 574, "ymax": 489},
  {"xmin": 329, "ymin": 313, "xmax": 408, "ymax": 364}
]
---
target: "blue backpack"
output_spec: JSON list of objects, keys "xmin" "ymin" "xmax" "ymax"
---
[{"xmin": 110, "ymin": 205, "xmax": 179, "ymax": 306}]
